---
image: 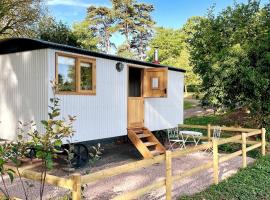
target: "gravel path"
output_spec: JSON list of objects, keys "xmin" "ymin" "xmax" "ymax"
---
[
  {"xmin": 83, "ymin": 153, "xmax": 253, "ymax": 200},
  {"xmin": 184, "ymin": 107, "xmax": 214, "ymax": 119},
  {"xmin": 1, "ymin": 151, "xmax": 253, "ymax": 200}
]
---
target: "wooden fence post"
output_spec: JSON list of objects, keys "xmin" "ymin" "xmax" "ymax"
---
[
  {"xmin": 72, "ymin": 173, "xmax": 81, "ymax": 200},
  {"xmin": 212, "ymin": 139, "xmax": 219, "ymax": 185},
  {"xmin": 207, "ymin": 124, "xmax": 211, "ymax": 141},
  {"xmin": 165, "ymin": 151, "xmax": 172, "ymax": 200},
  {"xmin": 242, "ymin": 132, "xmax": 247, "ymax": 168},
  {"xmin": 262, "ymin": 128, "xmax": 266, "ymax": 156}
]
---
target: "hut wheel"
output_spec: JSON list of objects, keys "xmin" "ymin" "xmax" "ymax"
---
[{"xmin": 71, "ymin": 144, "xmax": 89, "ymax": 168}]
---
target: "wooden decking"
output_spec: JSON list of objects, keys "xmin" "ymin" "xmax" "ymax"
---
[{"xmin": 127, "ymin": 127, "xmax": 166, "ymax": 158}]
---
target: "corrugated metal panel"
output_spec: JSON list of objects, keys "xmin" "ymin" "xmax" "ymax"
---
[
  {"xmin": 0, "ymin": 50, "xmax": 48, "ymax": 140},
  {"xmin": 144, "ymin": 71, "xmax": 184, "ymax": 131},
  {"xmin": 48, "ymin": 50, "xmax": 128, "ymax": 142}
]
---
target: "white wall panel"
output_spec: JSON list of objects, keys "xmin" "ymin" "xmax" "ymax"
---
[
  {"xmin": 144, "ymin": 71, "xmax": 184, "ymax": 131},
  {"xmin": 48, "ymin": 50, "xmax": 128, "ymax": 142},
  {"xmin": 0, "ymin": 50, "xmax": 48, "ymax": 140},
  {"xmin": 0, "ymin": 47, "xmax": 183, "ymax": 142}
]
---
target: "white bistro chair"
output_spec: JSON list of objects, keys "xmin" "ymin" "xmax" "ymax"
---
[
  {"xmin": 167, "ymin": 127, "xmax": 186, "ymax": 150},
  {"xmin": 205, "ymin": 126, "xmax": 221, "ymax": 154}
]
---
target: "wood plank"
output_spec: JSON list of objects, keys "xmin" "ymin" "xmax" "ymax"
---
[
  {"xmin": 246, "ymin": 142, "xmax": 262, "ymax": 152},
  {"xmin": 128, "ymin": 97, "xmax": 144, "ymax": 128},
  {"xmin": 3, "ymin": 165, "xmax": 73, "ymax": 190},
  {"xmin": 207, "ymin": 124, "xmax": 211, "ymax": 141},
  {"xmin": 137, "ymin": 133, "xmax": 151, "ymax": 138},
  {"xmin": 173, "ymin": 161, "xmax": 212, "ymax": 182},
  {"xmin": 219, "ymin": 150, "xmax": 242, "ymax": 163},
  {"xmin": 81, "ymin": 154, "xmax": 165, "ymax": 185},
  {"xmin": 143, "ymin": 68, "xmax": 168, "ymax": 98},
  {"xmin": 172, "ymin": 142, "xmax": 212, "ymax": 158},
  {"xmin": 128, "ymin": 129, "xmax": 153, "ymax": 158},
  {"xmin": 72, "ymin": 173, "xmax": 81, "ymax": 200},
  {"xmin": 233, "ymin": 140, "xmax": 259, "ymax": 145},
  {"xmin": 262, "ymin": 128, "xmax": 266, "ymax": 155},
  {"xmin": 178, "ymin": 124, "xmax": 259, "ymax": 133},
  {"xmin": 246, "ymin": 130, "xmax": 262, "ymax": 137},
  {"xmin": 217, "ymin": 135, "xmax": 242, "ymax": 145},
  {"xmin": 213, "ymin": 139, "xmax": 219, "ymax": 185},
  {"xmin": 165, "ymin": 151, "xmax": 172, "ymax": 200},
  {"xmin": 144, "ymin": 129, "xmax": 166, "ymax": 153},
  {"xmin": 242, "ymin": 133, "xmax": 247, "ymax": 168},
  {"xmin": 144, "ymin": 142, "xmax": 157, "ymax": 146},
  {"xmin": 112, "ymin": 179, "xmax": 165, "ymax": 200}
]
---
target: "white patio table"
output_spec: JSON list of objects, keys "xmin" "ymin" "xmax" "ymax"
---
[{"xmin": 179, "ymin": 130, "xmax": 203, "ymax": 146}]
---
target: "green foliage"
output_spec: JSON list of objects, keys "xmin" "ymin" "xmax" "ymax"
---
[
  {"xmin": 72, "ymin": 21, "xmax": 98, "ymax": 51},
  {"xmin": 184, "ymin": 115, "xmax": 222, "ymax": 126},
  {"xmin": 0, "ymin": 0, "xmax": 43, "ymax": 38},
  {"xmin": 180, "ymin": 155, "xmax": 270, "ymax": 200},
  {"xmin": 184, "ymin": 101, "xmax": 195, "ymax": 110},
  {"xmin": 17, "ymin": 81, "xmax": 76, "ymax": 199},
  {"xmin": 35, "ymin": 16, "xmax": 80, "ymax": 47},
  {"xmin": 147, "ymin": 24, "xmax": 201, "ymax": 87},
  {"xmin": 86, "ymin": 6, "xmax": 116, "ymax": 53},
  {"xmin": 189, "ymin": 1, "xmax": 270, "ymax": 127}
]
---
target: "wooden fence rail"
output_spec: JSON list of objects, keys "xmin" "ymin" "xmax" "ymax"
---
[{"xmin": 3, "ymin": 125, "xmax": 266, "ymax": 200}]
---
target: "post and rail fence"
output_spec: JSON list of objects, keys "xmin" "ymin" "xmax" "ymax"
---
[{"xmin": 2, "ymin": 125, "xmax": 266, "ymax": 200}]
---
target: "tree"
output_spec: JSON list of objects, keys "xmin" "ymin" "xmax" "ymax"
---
[
  {"xmin": 35, "ymin": 16, "xmax": 80, "ymax": 47},
  {"xmin": 147, "ymin": 26, "xmax": 201, "ymax": 91},
  {"xmin": 112, "ymin": 0, "xmax": 137, "ymax": 51},
  {"xmin": 147, "ymin": 27, "xmax": 185, "ymax": 63},
  {"xmin": 72, "ymin": 20, "xmax": 98, "ymax": 51},
  {"xmin": 0, "ymin": 0, "xmax": 43, "ymax": 38},
  {"xmin": 189, "ymin": 0, "xmax": 270, "ymax": 126},
  {"xmin": 131, "ymin": 3, "xmax": 155, "ymax": 60},
  {"xmin": 86, "ymin": 6, "xmax": 116, "ymax": 53},
  {"xmin": 117, "ymin": 43, "xmax": 136, "ymax": 58}
]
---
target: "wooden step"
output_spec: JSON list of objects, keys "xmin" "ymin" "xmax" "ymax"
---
[
  {"xmin": 128, "ymin": 127, "xmax": 166, "ymax": 159},
  {"xmin": 144, "ymin": 142, "xmax": 157, "ymax": 147},
  {"xmin": 150, "ymin": 150, "xmax": 163, "ymax": 156},
  {"xmin": 137, "ymin": 133, "xmax": 151, "ymax": 138},
  {"xmin": 134, "ymin": 130, "xmax": 144, "ymax": 134}
]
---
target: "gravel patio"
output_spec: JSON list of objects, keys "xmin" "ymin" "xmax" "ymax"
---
[{"xmin": 1, "ymin": 143, "xmax": 254, "ymax": 200}]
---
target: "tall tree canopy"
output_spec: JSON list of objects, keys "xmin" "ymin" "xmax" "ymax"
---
[
  {"xmin": 131, "ymin": 3, "xmax": 155, "ymax": 60},
  {"xmin": 189, "ymin": 0, "xmax": 270, "ymax": 126},
  {"xmin": 112, "ymin": 0, "xmax": 137, "ymax": 51},
  {"xmin": 0, "ymin": 0, "xmax": 43, "ymax": 38},
  {"xmin": 86, "ymin": 6, "xmax": 116, "ymax": 53}
]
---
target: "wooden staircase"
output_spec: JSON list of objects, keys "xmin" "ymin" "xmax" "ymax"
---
[{"xmin": 127, "ymin": 127, "xmax": 166, "ymax": 158}]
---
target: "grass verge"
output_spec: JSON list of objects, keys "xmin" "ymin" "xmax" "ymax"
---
[
  {"xmin": 184, "ymin": 101, "xmax": 195, "ymax": 110},
  {"xmin": 180, "ymin": 155, "xmax": 270, "ymax": 200}
]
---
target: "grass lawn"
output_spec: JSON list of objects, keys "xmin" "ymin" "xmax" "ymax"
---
[
  {"xmin": 184, "ymin": 115, "xmax": 222, "ymax": 125},
  {"xmin": 184, "ymin": 100, "xmax": 195, "ymax": 110},
  {"xmin": 180, "ymin": 155, "xmax": 270, "ymax": 200}
]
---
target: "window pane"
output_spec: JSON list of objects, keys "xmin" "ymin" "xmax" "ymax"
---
[
  {"xmin": 58, "ymin": 56, "xmax": 76, "ymax": 92},
  {"xmin": 151, "ymin": 77, "xmax": 159, "ymax": 89},
  {"xmin": 80, "ymin": 62, "xmax": 92, "ymax": 90}
]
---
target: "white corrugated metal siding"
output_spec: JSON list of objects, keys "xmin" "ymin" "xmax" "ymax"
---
[
  {"xmin": 144, "ymin": 71, "xmax": 184, "ymax": 131},
  {"xmin": 48, "ymin": 50, "xmax": 128, "ymax": 142},
  {"xmin": 0, "ymin": 50, "xmax": 48, "ymax": 140},
  {"xmin": 0, "ymin": 48, "xmax": 184, "ymax": 142}
]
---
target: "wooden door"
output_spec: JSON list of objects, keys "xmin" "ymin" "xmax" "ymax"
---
[
  {"xmin": 128, "ymin": 97, "xmax": 144, "ymax": 128},
  {"xmin": 143, "ymin": 68, "xmax": 168, "ymax": 98}
]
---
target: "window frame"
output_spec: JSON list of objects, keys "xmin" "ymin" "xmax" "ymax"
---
[{"xmin": 55, "ymin": 52, "xmax": 96, "ymax": 95}]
